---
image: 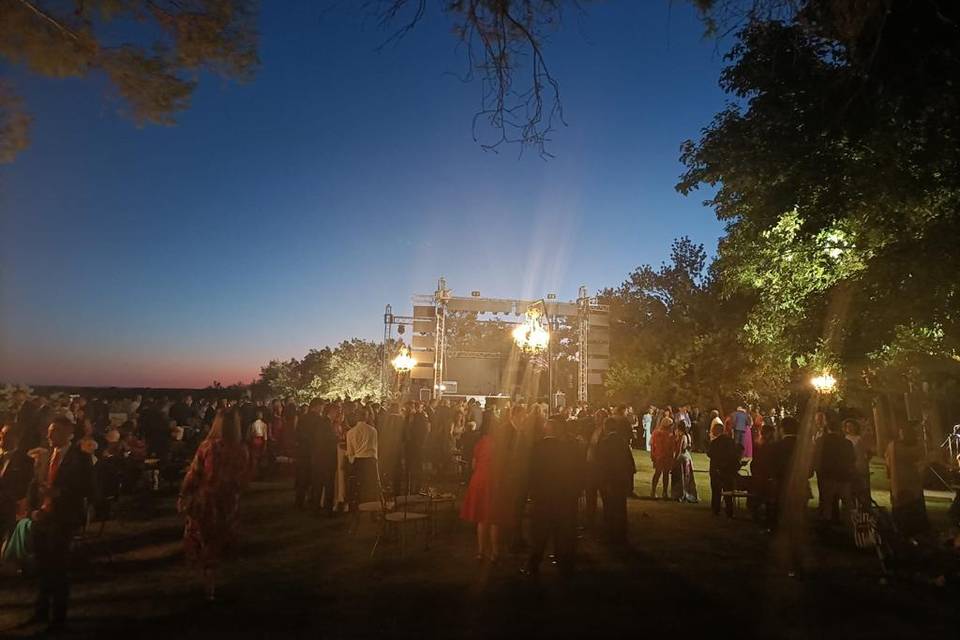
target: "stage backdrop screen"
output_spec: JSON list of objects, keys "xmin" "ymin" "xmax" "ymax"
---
[{"xmin": 445, "ymin": 356, "xmax": 504, "ymax": 396}]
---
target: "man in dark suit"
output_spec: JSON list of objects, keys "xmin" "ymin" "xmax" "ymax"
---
[
  {"xmin": 596, "ymin": 415, "xmax": 636, "ymax": 544},
  {"xmin": 768, "ymin": 415, "xmax": 801, "ymax": 525},
  {"xmin": 378, "ymin": 404, "xmax": 405, "ymax": 494},
  {"xmin": 813, "ymin": 419, "xmax": 855, "ymax": 523},
  {"xmin": 429, "ymin": 400, "xmax": 453, "ymax": 477},
  {"xmin": 0, "ymin": 423, "xmax": 34, "ymax": 540},
  {"xmin": 29, "ymin": 417, "xmax": 95, "ymax": 631},
  {"xmin": 523, "ymin": 417, "xmax": 580, "ymax": 576},
  {"xmin": 402, "ymin": 402, "xmax": 429, "ymax": 495},
  {"xmin": 313, "ymin": 403, "xmax": 340, "ymax": 515},
  {"xmin": 294, "ymin": 399, "xmax": 322, "ymax": 509},
  {"xmin": 169, "ymin": 395, "xmax": 194, "ymax": 427},
  {"xmin": 606, "ymin": 405, "xmax": 637, "ymax": 495},
  {"xmin": 707, "ymin": 424, "xmax": 741, "ymax": 518},
  {"xmin": 139, "ymin": 400, "xmax": 170, "ymax": 459}
]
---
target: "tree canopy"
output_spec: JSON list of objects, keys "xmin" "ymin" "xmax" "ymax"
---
[
  {"xmin": 0, "ymin": 0, "xmax": 258, "ymax": 161},
  {"xmin": 678, "ymin": 0, "xmax": 960, "ymax": 403}
]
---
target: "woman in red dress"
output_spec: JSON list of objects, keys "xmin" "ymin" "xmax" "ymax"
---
[
  {"xmin": 460, "ymin": 420, "xmax": 501, "ymax": 561},
  {"xmin": 179, "ymin": 408, "xmax": 250, "ymax": 601},
  {"xmin": 650, "ymin": 417, "xmax": 677, "ymax": 499}
]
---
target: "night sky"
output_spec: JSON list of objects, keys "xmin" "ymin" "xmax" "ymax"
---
[{"xmin": 0, "ymin": 1, "xmax": 728, "ymax": 388}]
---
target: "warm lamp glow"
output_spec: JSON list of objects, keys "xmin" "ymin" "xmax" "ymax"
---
[
  {"xmin": 391, "ymin": 346, "xmax": 417, "ymax": 373},
  {"xmin": 512, "ymin": 307, "xmax": 550, "ymax": 353},
  {"xmin": 811, "ymin": 372, "xmax": 837, "ymax": 394}
]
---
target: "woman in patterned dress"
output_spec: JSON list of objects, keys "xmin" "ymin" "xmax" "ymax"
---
[
  {"xmin": 671, "ymin": 422, "xmax": 699, "ymax": 502},
  {"xmin": 179, "ymin": 408, "xmax": 250, "ymax": 601}
]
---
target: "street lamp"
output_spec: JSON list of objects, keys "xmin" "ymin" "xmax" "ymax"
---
[{"xmin": 810, "ymin": 372, "xmax": 837, "ymax": 394}]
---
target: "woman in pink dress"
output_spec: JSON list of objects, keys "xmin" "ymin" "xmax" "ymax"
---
[
  {"xmin": 179, "ymin": 408, "xmax": 250, "ymax": 601},
  {"xmin": 460, "ymin": 422, "xmax": 500, "ymax": 561}
]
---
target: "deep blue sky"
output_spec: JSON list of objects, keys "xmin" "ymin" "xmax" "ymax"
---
[{"xmin": 0, "ymin": 1, "xmax": 728, "ymax": 388}]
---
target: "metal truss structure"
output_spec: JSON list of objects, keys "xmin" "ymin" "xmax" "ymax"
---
[{"xmin": 382, "ymin": 278, "xmax": 609, "ymax": 403}]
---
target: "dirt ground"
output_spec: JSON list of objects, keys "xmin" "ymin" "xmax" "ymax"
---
[{"xmin": 0, "ymin": 452, "xmax": 956, "ymax": 639}]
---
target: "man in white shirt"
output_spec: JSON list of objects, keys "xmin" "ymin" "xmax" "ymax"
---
[
  {"xmin": 709, "ymin": 410, "xmax": 724, "ymax": 440},
  {"xmin": 249, "ymin": 411, "xmax": 269, "ymax": 478},
  {"xmin": 345, "ymin": 409, "xmax": 379, "ymax": 509}
]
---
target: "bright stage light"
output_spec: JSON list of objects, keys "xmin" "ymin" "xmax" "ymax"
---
[
  {"xmin": 811, "ymin": 372, "xmax": 837, "ymax": 394},
  {"xmin": 392, "ymin": 346, "xmax": 417, "ymax": 373},
  {"xmin": 512, "ymin": 307, "xmax": 550, "ymax": 353}
]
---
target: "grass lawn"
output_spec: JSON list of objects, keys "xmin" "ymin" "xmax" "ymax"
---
[{"xmin": 0, "ymin": 452, "xmax": 955, "ymax": 639}]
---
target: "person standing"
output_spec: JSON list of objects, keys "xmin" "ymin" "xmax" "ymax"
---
[
  {"xmin": 750, "ymin": 424, "xmax": 777, "ymax": 524},
  {"xmin": 469, "ymin": 399, "xmax": 483, "ymax": 432},
  {"xmin": 650, "ymin": 417, "xmax": 676, "ymax": 499},
  {"xmin": 313, "ymin": 403, "xmax": 340, "ymax": 515},
  {"xmin": 768, "ymin": 416, "xmax": 802, "ymax": 509},
  {"xmin": 284, "ymin": 397, "xmax": 299, "ymax": 456},
  {"xmin": 707, "ymin": 420, "xmax": 739, "ymax": 518},
  {"xmin": 345, "ymin": 408, "xmax": 379, "ymax": 509},
  {"xmin": 671, "ymin": 422, "xmax": 699, "ymax": 503},
  {"xmin": 429, "ymin": 399, "xmax": 453, "ymax": 478},
  {"xmin": 812, "ymin": 419, "xmax": 855, "ymax": 523},
  {"xmin": 751, "ymin": 409, "xmax": 765, "ymax": 456},
  {"xmin": 140, "ymin": 399, "xmax": 170, "ymax": 459},
  {"xmin": 294, "ymin": 399, "xmax": 321, "ymax": 509},
  {"xmin": 767, "ymin": 416, "xmax": 808, "ymax": 576},
  {"xmin": 178, "ymin": 409, "xmax": 250, "ymax": 601},
  {"xmin": 641, "ymin": 407, "xmax": 654, "ymax": 451},
  {"xmin": 170, "ymin": 395, "xmax": 194, "ymax": 427},
  {"xmin": 28, "ymin": 417, "xmax": 95, "ymax": 631},
  {"xmin": 377, "ymin": 403, "xmax": 404, "ymax": 494},
  {"xmin": 583, "ymin": 409, "xmax": 607, "ymax": 530},
  {"xmin": 269, "ymin": 400, "xmax": 285, "ymax": 457},
  {"xmin": 402, "ymin": 402, "xmax": 430, "ymax": 495},
  {"xmin": 522, "ymin": 417, "xmax": 580, "ymax": 576},
  {"xmin": 732, "ymin": 406, "xmax": 752, "ymax": 457},
  {"xmin": 608, "ymin": 406, "xmax": 636, "ymax": 496},
  {"xmin": 596, "ymin": 415, "xmax": 635, "ymax": 545},
  {"xmin": 884, "ymin": 421, "xmax": 929, "ymax": 537},
  {"xmin": 844, "ymin": 418, "xmax": 874, "ymax": 506},
  {"xmin": 460, "ymin": 419, "xmax": 501, "ymax": 561},
  {"xmin": 0, "ymin": 424, "xmax": 34, "ymax": 543},
  {"xmin": 333, "ymin": 405, "xmax": 350, "ymax": 512},
  {"xmin": 248, "ymin": 410, "xmax": 269, "ymax": 479}
]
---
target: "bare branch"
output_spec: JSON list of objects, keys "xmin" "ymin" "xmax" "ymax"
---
[
  {"xmin": 376, "ymin": 0, "xmax": 570, "ymax": 157},
  {"xmin": 13, "ymin": 0, "xmax": 82, "ymax": 42}
]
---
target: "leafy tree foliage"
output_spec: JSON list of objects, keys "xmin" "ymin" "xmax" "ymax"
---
[
  {"xmin": 678, "ymin": 1, "xmax": 960, "ymax": 402},
  {"xmin": 601, "ymin": 237, "xmax": 781, "ymax": 410},
  {"xmin": 325, "ymin": 339, "xmax": 383, "ymax": 400},
  {"xmin": 0, "ymin": 0, "xmax": 258, "ymax": 161},
  {"xmin": 252, "ymin": 340, "xmax": 387, "ymax": 402}
]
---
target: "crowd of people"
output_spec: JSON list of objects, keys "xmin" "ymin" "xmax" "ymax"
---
[{"xmin": 0, "ymin": 388, "xmax": 954, "ymax": 631}]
